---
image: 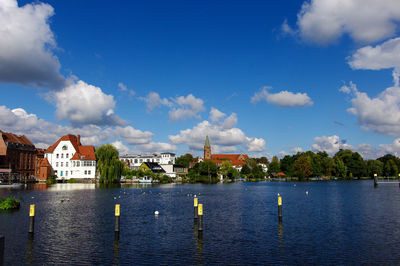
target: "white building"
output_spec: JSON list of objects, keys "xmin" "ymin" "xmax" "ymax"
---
[
  {"xmin": 45, "ymin": 135, "xmax": 96, "ymax": 180},
  {"xmin": 120, "ymin": 153, "xmax": 176, "ymax": 177}
]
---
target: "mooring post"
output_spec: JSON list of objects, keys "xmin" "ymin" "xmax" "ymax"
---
[
  {"xmin": 0, "ymin": 234, "xmax": 4, "ymax": 266},
  {"xmin": 278, "ymin": 194, "xmax": 282, "ymax": 222},
  {"xmin": 374, "ymin": 173, "xmax": 378, "ymax": 188},
  {"xmin": 198, "ymin": 204, "xmax": 203, "ymax": 232},
  {"xmin": 194, "ymin": 196, "xmax": 198, "ymax": 220},
  {"xmin": 398, "ymin": 173, "xmax": 400, "ymax": 188},
  {"xmin": 28, "ymin": 204, "xmax": 35, "ymax": 234},
  {"xmin": 115, "ymin": 204, "xmax": 120, "ymax": 233}
]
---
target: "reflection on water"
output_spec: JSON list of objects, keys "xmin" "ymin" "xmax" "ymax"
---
[{"xmin": 1, "ymin": 181, "xmax": 400, "ymax": 265}]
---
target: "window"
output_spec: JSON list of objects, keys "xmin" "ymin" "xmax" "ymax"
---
[
  {"xmin": 134, "ymin": 159, "xmax": 138, "ymax": 163},
  {"xmin": 60, "ymin": 171, "xmax": 63, "ymax": 176},
  {"xmin": 62, "ymin": 145, "xmax": 68, "ymax": 150},
  {"xmin": 66, "ymin": 153, "xmax": 69, "ymax": 158},
  {"xmin": 73, "ymin": 161, "xmax": 76, "ymax": 167},
  {"xmin": 56, "ymin": 154, "xmax": 59, "ymax": 159},
  {"xmin": 61, "ymin": 162, "xmax": 63, "ymax": 167},
  {"xmin": 61, "ymin": 154, "xmax": 63, "ymax": 159},
  {"xmin": 140, "ymin": 159, "xmax": 143, "ymax": 163},
  {"xmin": 71, "ymin": 171, "xmax": 73, "ymax": 175},
  {"xmin": 66, "ymin": 171, "xmax": 68, "ymax": 176},
  {"xmin": 88, "ymin": 170, "xmax": 91, "ymax": 175},
  {"xmin": 77, "ymin": 161, "xmax": 80, "ymax": 167},
  {"xmin": 66, "ymin": 162, "xmax": 68, "ymax": 167},
  {"xmin": 56, "ymin": 162, "xmax": 59, "ymax": 167},
  {"xmin": 84, "ymin": 170, "xmax": 87, "ymax": 175}
]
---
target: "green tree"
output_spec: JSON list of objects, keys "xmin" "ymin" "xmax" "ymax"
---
[
  {"xmin": 240, "ymin": 164, "xmax": 251, "ymax": 176},
  {"xmin": 268, "ymin": 156, "xmax": 280, "ymax": 175},
  {"xmin": 384, "ymin": 159, "xmax": 398, "ymax": 177},
  {"xmin": 366, "ymin": 160, "xmax": 383, "ymax": 177},
  {"xmin": 335, "ymin": 158, "xmax": 347, "ymax": 179},
  {"xmin": 95, "ymin": 144, "xmax": 124, "ymax": 183},
  {"xmin": 294, "ymin": 154, "xmax": 313, "ymax": 180},
  {"xmin": 280, "ymin": 155, "xmax": 295, "ymax": 177},
  {"xmin": 175, "ymin": 153, "xmax": 195, "ymax": 168},
  {"xmin": 198, "ymin": 160, "xmax": 218, "ymax": 179},
  {"xmin": 334, "ymin": 149, "xmax": 366, "ymax": 178}
]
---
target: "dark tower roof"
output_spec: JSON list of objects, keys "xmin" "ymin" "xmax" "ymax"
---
[{"xmin": 205, "ymin": 135, "xmax": 210, "ymax": 147}]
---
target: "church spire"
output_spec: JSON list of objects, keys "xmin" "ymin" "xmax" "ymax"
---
[{"xmin": 205, "ymin": 135, "xmax": 210, "ymax": 147}]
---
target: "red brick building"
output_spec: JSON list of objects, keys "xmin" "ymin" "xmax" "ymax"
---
[{"xmin": 0, "ymin": 130, "xmax": 37, "ymax": 181}]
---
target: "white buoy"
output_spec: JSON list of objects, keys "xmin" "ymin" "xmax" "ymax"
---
[
  {"xmin": 306, "ymin": 191, "xmax": 309, "ymax": 195},
  {"xmin": 154, "ymin": 211, "xmax": 159, "ymax": 215}
]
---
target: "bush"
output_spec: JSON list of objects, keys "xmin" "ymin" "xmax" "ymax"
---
[
  {"xmin": 46, "ymin": 175, "xmax": 57, "ymax": 185},
  {"xmin": 0, "ymin": 197, "xmax": 20, "ymax": 210},
  {"xmin": 66, "ymin": 179, "xmax": 78, "ymax": 183}
]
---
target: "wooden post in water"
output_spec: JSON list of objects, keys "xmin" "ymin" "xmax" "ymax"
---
[
  {"xmin": 115, "ymin": 204, "xmax": 120, "ymax": 233},
  {"xmin": 194, "ymin": 196, "xmax": 198, "ymax": 220},
  {"xmin": 0, "ymin": 234, "xmax": 4, "ymax": 266},
  {"xmin": 28, "ymin": 204, "xmax": 35, "ymax": 234},
  {"xmin": 374, "ymin": 174, "xmax": 378, "ymax": 188},
  {"xmin": 398, "ymin": 173, "xmax": 400, "ymax": 188},
  {"xmin": 278, "ymin": 194, "xmax": 282, "ymax": 222},
  {"xmin": 198, "ymin": 204, "xmax": 203, "ymax": 232}
]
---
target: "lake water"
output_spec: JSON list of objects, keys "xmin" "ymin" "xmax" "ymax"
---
[{"xmin": 1, "ymin": 181, "xmax": 400, "ymax": 265}]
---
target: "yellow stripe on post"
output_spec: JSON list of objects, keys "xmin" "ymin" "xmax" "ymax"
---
[
  {"xmin": 115, "ymin": 204, "xmax": 120, "ymax": 217},
  {"xmin": 29, "ymin": 204, "xmax": 35, "ymax": 217},
  {"xmin": 198, "ymin": 204, "xmax": 203, "ymax": 216},
  {"xmin": 194, "ymin": 197, "xmax": 198, "ymax": 207},
  {"xmin": 278, "ymin": 196, "xmax": 282, "ymax": 206}
]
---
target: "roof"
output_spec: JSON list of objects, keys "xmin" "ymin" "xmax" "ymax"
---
[
  {"xmin": 142, "ymin": 162, "xmax": 165, "ymax": 173},
  {"xmin": 40, "ymin": 158, "xmax": 51, "ymax": 167},
  {"xmin": 210, "ymin": 154, "xmax": 248, "ymax": 167},
  {"xmin": 0, "ymin": 130, "xmax": 34, "ymax": 147},
  {"xmin": 205, "ymin": 135, "xmax": 210, "ymax": 147},
  {"xmin": 45, "ymin": 134, "xmax": 81, "ymax": 153},
  {"xmin": 71, "ymin": 146, "xmax": 96, "ymax": 161},
  {"xmin": 45, "ymin": 134, "xmax": 96, "ymax": 161}
]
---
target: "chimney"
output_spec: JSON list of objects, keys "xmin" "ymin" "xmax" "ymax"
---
[{"xmin": 77, "ymin": 135, "xmax": 81, "ymax": 145}]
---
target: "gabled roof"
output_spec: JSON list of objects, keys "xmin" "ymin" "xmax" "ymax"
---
[
  {"xmin": 210, "ymin": 154, "xmax": 248, "ymax": 167},
  {"xmin": 45, "ymin": 134, "xmax": 81, "ymax": 153},
  {"xmin": 0, "ymin": 129, "xmax": 35, "ymax": 147},
  {"xmin": 40, "ymin": 158, "xmax": 51, "ymax": 167},
  {"xmin": 142, "ymin": 162, "xmax": 165, "ymax": 173},
  {"xmin": 71, "ymin": 146, "xmax": 96, "ymax": 161}
]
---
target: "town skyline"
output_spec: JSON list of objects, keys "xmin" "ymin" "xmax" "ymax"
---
[{"xmin": 1, "ymin": 0, "xmax": 400, "ymax": 159}]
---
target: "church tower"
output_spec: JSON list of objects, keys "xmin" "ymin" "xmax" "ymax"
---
[{"xmin": 204, "ymin": 135, "xmax": 211, "ymax": 160}]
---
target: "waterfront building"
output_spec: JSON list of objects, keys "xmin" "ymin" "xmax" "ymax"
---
[
  {"xmin": 203, "ymin": 135, "xmax": 248, "ymax": 170},
  {"xmin": 0, "ymin": 129, "xmax": 37, "ymax": 181},
  {"xmin": 120, "ymin": 153, "xmax": 176, "ymax": 169},
  {"xmin": 45, "ymin": 135, "xmax": 96, "ymax": 180},
  {"xmin": 138, "ymin": 162, "xmax": 166, "ymax": 174}
]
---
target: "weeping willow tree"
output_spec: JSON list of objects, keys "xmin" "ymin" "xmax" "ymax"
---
[{"xmin": 95, "ymin": 144, "xmax": 124, "ymax": 183}]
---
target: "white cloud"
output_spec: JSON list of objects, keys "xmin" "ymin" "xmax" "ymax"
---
[
  {"xmin": 50, "ymin": 80, "xmax": 125, "ymax": 126},
  {"xmin": 343, "ymin": 70, "xmax": 400, "ymax": 136},
  {"xmin": 139, "ymin": 142, "xmax": 177, "ymax": 153},
  {"xmin": 140, "ymin": 92, "xmax": 172, "ymax": 112},
  {"xmin": 0, "ymin": 0, "xmax": 66, "ymax": 89},
  {"xmin": 311, "ymin": 135, "xmax": 351, "ymax": 155},
  {"xmin": 294, "ymin": 0, "xmax": 400, "ymax": 44},
  {"xmin": 251, "ymin": 87, "xmax": 313, "ymax": 107},
  {"xmin": 114, "ymin": 126, "xmax": 153, "ymax": 145},
  {"xmin": 339, "ymin": 84, "xmax": 352, "ymax": 94},
  {"xmin": 348, "ymin": 37, "xmax": 400, "ymax": 70},
  {"xmin": 118, "ymin": 82, "xmax": 135, "ymax": 96},
  {"xmin": 209, "ymin": 108, "xmax": 238, "ymax": 129},
  {"xmin": 169, "ymin": 94, "xmax": 205, "ymax": 121},
  {"xmin": 209, "ymin": 107, "xmax": 226, "ymax": 123},
  {"xmin": 111, "ymin": 140, "xmax": 130, "ymax": 155},
  {"xmin": 169, "ymin": 113, "xmax": 266, "ymax": 154}
]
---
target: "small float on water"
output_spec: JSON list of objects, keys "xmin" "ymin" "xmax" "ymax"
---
[{"xmin": 138, "ymin": 176, "xmax": 153, "ymax": 184}]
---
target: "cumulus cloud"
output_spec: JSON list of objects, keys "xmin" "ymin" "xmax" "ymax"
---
[
  {"xmin": 49, "ymin": 80, "xmax": 125, "ymax": 126},
  {"xmin": 293, "ymin": 0, "xmax": 400, "ymax": 44},
  {"xmin": 169, "ymin": 113, "xmax": 266, "ymax": 153},
  {"xmin": 311, "ymin": 135, "xmax": 351, "ymax": 155},
  {"xmin": 251, "ymin": 87, "xmax": 313, "ymax": 107},
  {"xmin": 209, "ymin": 107, "xmax": 226, "ymax": 123},
  {"xmin": 208, "ymin": 108, "xmax": 238, "ymax": 129},
  {"xmin": 139, "ymin": 142, "xmax": 177, "ymax": 153},
  {"xmin": 114, "ymin": 126, "xmax": 153, "ymax": 145},
  {"xmin": 342, "ymin": 70, "xmax": 400, "ymax": 136},
  {"xmin": 140, "ymin": 92, "xmax": 172, "ymax": 112},
  {"xmin": 111, "ymin": 140, "xmax": 130, "ymax": 155},
  {"xmin": 0, "ymin": 0, "xmax": 66, "ymax": 89},
  {"xmin": 348, "ymin": 37, "xmax": 400, "ymax": 70},
  {"xmin": 169, "ymin": 94, "xmax": 205, "ymax": 121},
  {"xmin": 141, "ymin": 92, "xmax": 205, "ymax": 121}
]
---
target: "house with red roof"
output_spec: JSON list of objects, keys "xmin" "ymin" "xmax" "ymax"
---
[
  {"xmin": 203, "ymin": 136, "xmax": 248, "ymax": 170},
  {"xmin": 45, "ymin": 135, "xmax": 96, "ymax": 180},
  {"xmin": 0, "ymin": 129, "xmax": 37, "ymax": 181}
]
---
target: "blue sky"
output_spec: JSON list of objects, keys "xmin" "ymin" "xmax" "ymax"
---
[{"xmin": 1, "ymin": 0, "xmax": 400, "ymax": 159}]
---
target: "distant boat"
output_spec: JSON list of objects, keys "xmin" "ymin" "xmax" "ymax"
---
[{"xmin": 138, "ymin": 176, "xmax": 153, "ymax": 184}]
